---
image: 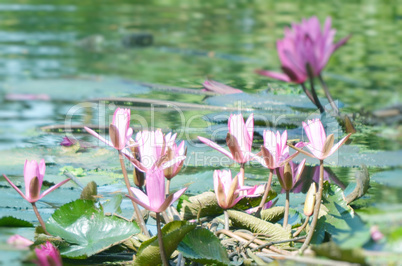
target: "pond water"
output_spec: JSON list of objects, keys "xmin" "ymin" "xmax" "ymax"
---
[{"xmin": 0, "ymin": 0, "xmax": 401, "ymax": 264}]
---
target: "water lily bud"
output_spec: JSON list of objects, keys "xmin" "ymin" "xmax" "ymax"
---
[
  {"xmin": 304, "ymin": 182, "xmax": 316, "ymax": 217},
  {"xmin": 129, "ymin": 140, "xmax": 145, "ymax": 188},
  {"xmin": 283, "ymin": 162, "xmax": 293, "ymax": 191}
]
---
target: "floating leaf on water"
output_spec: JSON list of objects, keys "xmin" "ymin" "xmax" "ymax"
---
[
  {"xmin": 134, "ymin": 221, "xmax": 196, "ymax": 266},
  {"xmin": 177, "ymin": 227, "xmax": 230, "ymax": 266},
  {"xmin": 0, "ymin": 216, "xmax": 33, "ymax": 227},
  {"xmin": 101, "ymin": 194, "xmax": 123, "ymax": 215},
  {"xmin": 312, "ymin": 183, "xmax": 371, "ymax": 248},
  {"xmin": 46, "ymin": 199, "xmax": 140, "ymax": 258}
]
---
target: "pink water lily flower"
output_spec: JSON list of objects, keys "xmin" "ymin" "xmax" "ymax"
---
[
  {"xmin": 33, "ymin": 241, "xmax": 62, "ymax": 266},
  {"xmin": 257, "ymin": 16, "xmax": 350, "ymax": 84},
  {"xmin": 214, "ymin": 170, "xmax": 244, "ymax": 210},
  {"xmin": 276, "ymin": 158, "xmax": 306, "ymax": 191},
  {"xmin": 7, "ymin": 235, "xmax": 33, "ymax": 249},
  {"xmin": 252, "ymin": 130, "xmax": 300, "ymax": 169},
  {"xmin": 198, "ymin": 113, "xmax": 254, "ymax": 164},
  {"xmin": 202, "ymin": 80, "xmax": 243, "ymax": 95},
  {"xmin": 85, "ymin": 108, "xmax": 133, "ymax": 150},
  {"xmin": 297, "ymin": 119, "xmax": 351, "ymax": 160},
  {"xmin": 163, "ymin": 133, "xmax": 187, "ymax": 180},
  {"xmin": 123, "ymin": 130, "xmax": 186, "ymax": 173},
  {"xmin": 2, "ymin": 159, "xmax": 70, "ymax": 203},
  {"xmin": 126, "ymin": 167, "xmax": 187, "ymax": 213}
]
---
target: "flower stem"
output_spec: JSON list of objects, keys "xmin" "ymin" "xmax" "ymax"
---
[
  {"xmin": 283, "ymin": 190, "xmax": 290, "ymax": 228},
  {"xmin": 31, "ymin": 202, "xmax": 50, "ymax": 235},
  {"xmin": 300, "ymin": 83, "xmax": 316, "ymax": 105},
  {"xmin": 156, "ymin": 212, "xmax": 169, "ymax": 266},
  {"xmin": 257, "ymin": 169, "xmax": 274, "ymax": 215},
  {"xmin": 293, "ymin": 216, "xmax": 310, "ymax": 237},
  {"xmin": 300, "ymin": 160, "xmax": 324, "ymax": 253},
  {"xmin": 165, "ymin": 179, "xmax": 170, "ymax": 198},
  {"xmin": 318, "ymin": 74, "xmax": 340, "ymax": 115},
  {"xmin": 239, "ymin": 163, "xmax": 245, "ymax": 187},
  {"xmin": 224, "ymin": 210, "xmax": 229, "ymax": 230},
  {"xmin": 118, "ymin": 151, "xmax": 149, "ymax": 237},
  {"xmin": 306, "ymin": 65, "xmax": 325, "ymax": 113}
]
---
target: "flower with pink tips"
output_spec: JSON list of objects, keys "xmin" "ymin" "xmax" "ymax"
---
[
  {"xmin": 126, "ymin": 167, "xmax": 187, "ymax": 213},
  {"xmin": 163, "ymin": 133, "xmax": 187, "ymax": 180},
  {"xmin": 33, "ymin": 241, "xmax": 62, "ymax": 266},
  {"xmin": 202, "ymin": 80, "xmax": 243, "ymax": 95},
  {"xmin": 276, "ymin": 158, "xmax": 306, "ymax": 192},
  {"xmin": 123, "ymin": 130, "xmax": 186, "ymax": 174},
  {"xmin": 297, "ymin": 119, "xmax": 351, "ymax": 160},
  {"xmin": 7, "ymin": 235, "xmax": 33, "ymax": 249},
  {"xmin": 257, "ymin": 16, "xmax": 350, "ymax": 84},
  {"xmin": 85, "ymin": 108, "xmax": 133, "ymax": 151},
  {"xmin": 213, "ymin": 170, "xmax": 244, "ymax": 210},
  {"xmin": 2, "ymin": 159, "xmax": 70, "ymax": 203},
  {"xmin": 252, "ymin": 130, "xmax": 301, "ymax": 169},
  {"xmin": 198, "ymin": 113, "xmax": 254, "ymax": 164}
]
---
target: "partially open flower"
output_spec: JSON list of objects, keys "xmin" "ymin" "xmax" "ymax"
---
[
  {"xmin": 257, "ymin": 16, "xmax": 350, "ymax": 84},
  {"xmin": 163, "ymin": 133, "xmax": 187, "ymax": 180},
  {"xmin": 33, "ymin": 241, "xmax": 62, "ymax": 266},
  {"xmin": 252, "ymin": 130, "xmax": 300, "ymax": 169},
  {"xmin": 126, "ymin": 167, "xmax": 187, "ymax": 213},
  {"xmin": 2, "ymin": 159, "xmax": 70, "ymax": 203},
  {"xmin": 214, "ymin": 170, "xmax": 244, "ymax": 210},
  {"xmin": 7, "ymin": 235, "xmax": 33, "ymax": 249},
  {"xmin": 124, "ymin": 130, "xmax": 186, "ymax": 174},
  {"xmin": 202, "ymin": 80, "xmax": 243, "ymax": 95},
  {"xmin": 276, "ymin": 159, "xmax": 306, "ymax": 191},
  {"xmin": 198, "ymin": 114, "xmax": 254, "ymax": 164},
  {"xmin": 292, "ymin": 119, "xmax": 351, "ymax": 160},
  {"xmin": 85, "ymin": 108, "xmax": 133, "ymax": 151}
]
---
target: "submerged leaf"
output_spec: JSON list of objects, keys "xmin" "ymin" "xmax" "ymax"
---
[
  {"xmin": 178, "ymin": 227, "xmax": 230, "ymax": 265},
  {"xmin": 134, "ymin": 221, "xmax": 196, "ymax": 266},
  {"xmin": 312, "ymin": 241, "xmax": 366, "ymax": 264},
  {"xmin": 46, "ymin": 199, "xmax": 140, "ymax": 258}
]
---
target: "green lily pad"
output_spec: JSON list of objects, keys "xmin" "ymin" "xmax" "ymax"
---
[
  {"xmin": 177, "ymin": 227, "xmax": 230, "ymax": 266},
  {"xmin": 101, "ymin": 194, "xmax": 123, "ymax": 215},
  {"xmin": 46, "ymin": 199, "xmax": 140, "ymax": 258},
  {"xmin": 0, "ymin": 216, "xmax": 33, "ymax": 227},
  {"xmin": 134, "ymin": 221, "xmax": 196, "ymax": 266},
  {"xmin": 312, "ymin": 183, "xmax": 370, "ymax": 248}
]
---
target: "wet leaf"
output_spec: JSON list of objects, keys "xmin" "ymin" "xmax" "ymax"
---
[
  {"xmin": 179, "ymin": 191, "xmax": 275, "ymax": 220},
  {"xmin": 177, "ymin": 227, "xmax": 230, "ymax": 265},
  {"xmin": 46, "ymin": 199, "xmax": 140, "ymax": 258},
  {"xmin": 313, "ymin": 183, "xmax": 370, "ymax": 248},
  {"xmin": 0, "ymin": 216, "xmax": 33, "ymax": 227},
  {"xmin": 101, "ymin": 194, "xmax": 123, "ymax": 215},
  {"xmin": 228, "ymin": 210, "xmax": 291, "ymax": 247},
  {"xmin": 134, "ymin": 221, "xmax": 196, "ymax": 266},
  {"xmin": 80, "ymin": 181, "xmax": 97, "ymax": 201}
]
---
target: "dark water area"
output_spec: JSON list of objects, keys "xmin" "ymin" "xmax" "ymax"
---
[{"xmin": 0, "ymin": 1, "xmax": 401, "ymax": 264}]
